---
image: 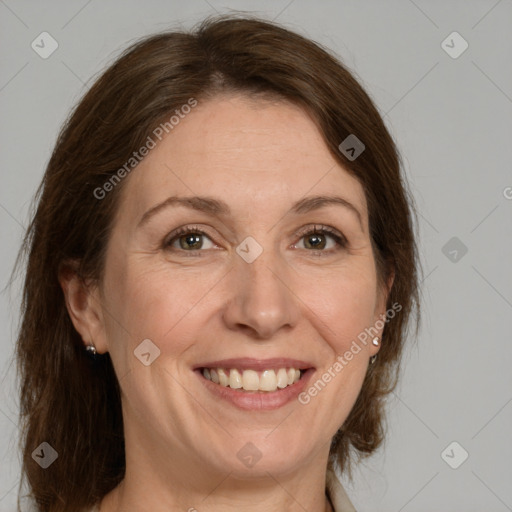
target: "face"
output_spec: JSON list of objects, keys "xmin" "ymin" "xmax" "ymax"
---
[{"xmin": 83, "ymin": 94, "xmax": 390, "ymax": 481}]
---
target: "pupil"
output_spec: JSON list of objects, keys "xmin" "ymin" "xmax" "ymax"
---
[
  {"xmin": 181, "ymin": 234, "xmax": 202, "ymax": 250},
  {"xmin": 307, "ymin": 234, "xmax": 325, "ymax": 249}
]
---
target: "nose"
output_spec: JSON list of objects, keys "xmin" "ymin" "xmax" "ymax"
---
[{"xmin": 222, "ymin": 249, "xmax": 300, "ymax": 340}]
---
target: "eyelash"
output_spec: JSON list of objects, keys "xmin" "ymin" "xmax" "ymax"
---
[{"xmin": 163, "ymin": 224, "xmax": 347, "ymax": 257}]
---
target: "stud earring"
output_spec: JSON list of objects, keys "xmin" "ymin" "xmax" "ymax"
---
[
  {"xmin": 85, "ymin": 343, "xmax": 97, "ymax": 356},
  {"xmin": 370, "ymin": 337, "xmax": 379, "ymax": 364}
]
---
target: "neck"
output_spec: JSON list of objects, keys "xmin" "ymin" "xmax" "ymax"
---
[
  {"xmin": 99, "ymin": 444, "xmax": 333, "ymax": 512},
  {"xmin": 101, "ymin": 470, "xmax": 332, "ymax": 512}
]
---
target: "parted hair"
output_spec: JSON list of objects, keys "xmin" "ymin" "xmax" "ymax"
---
[{"xmin": 13, "ymin": 13, "xmax": 420, "ymax": 511}]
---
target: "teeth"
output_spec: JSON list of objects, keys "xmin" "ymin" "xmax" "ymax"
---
[
  {"xmin": 276, "ymin": 368, "xmax": 288, "ymax": 389},
  {"xmin": 201, "ymin": 367, "xmax": 304, "ymax": 392},
  {"xmin": 217, "ymin": 368, "xmax": 228, "ymax": 386},
  {"xmin": 260, "ymin": 370, "xmax": 277, "ymax": 391},
  {"xmin": 242, "ymin": 370, "xmax": 259, "ymax": 391},
  {"xmin": 229, "ymin": 369, "xmax": 243, "ymax": 389}
]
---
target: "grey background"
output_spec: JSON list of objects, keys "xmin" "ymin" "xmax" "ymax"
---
[{"xmin": 1, "ymin": 1, "xmax": 511, "ymax": 510}]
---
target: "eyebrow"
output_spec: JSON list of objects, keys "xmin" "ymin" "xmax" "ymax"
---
[{"xmin": 137, "ymin": 194, "xmax": 363, "ymax": 230}]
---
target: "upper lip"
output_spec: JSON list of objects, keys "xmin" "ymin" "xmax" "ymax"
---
[{"xmin": 193, "ymin": 358, "xmax": 315, "ymax": 371}]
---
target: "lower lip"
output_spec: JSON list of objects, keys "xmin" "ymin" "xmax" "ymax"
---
[{"xmin": 195, "ymin": 368, "xmax": 315, "ymax": 411}]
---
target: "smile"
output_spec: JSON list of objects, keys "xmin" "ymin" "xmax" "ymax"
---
[
  {"xmin": 193, "ymin": 357, "xmax": 315, "ymax": 410},
  {"xmin": 201, "ymin": 367, "xmax": 304, "ymax": 392}
]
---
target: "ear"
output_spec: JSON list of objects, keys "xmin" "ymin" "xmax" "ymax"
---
[
  {"xmin": 372, "ymin": 265, "xmax": 395, "ymax": 336},
  {"xmin": 370, "ymin": 267, "xmax": 395, "ymax": 357},
  {"xmin": 377, "ymin": 266, "xmax": 395, "ymax": 317},
  {"xmin": 58, "ymin": 260, "xmax": 109, "ymax": 354}
]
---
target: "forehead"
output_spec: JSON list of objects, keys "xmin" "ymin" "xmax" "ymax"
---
[{"xmin": 116, "ymin": 95, "xmax": 368, "ymax": 227}]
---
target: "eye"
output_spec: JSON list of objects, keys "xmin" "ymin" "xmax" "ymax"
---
[
  {"xmin": 164, "ymin": 225, "xmax": 216, "ymax": 253},
  {"xmin": 164, "ymin": 224, "xmax": 347, "ymax": 256},
  {"xmin": 293, "ymin": 225, "xmax": 347, "ymax": 255}
]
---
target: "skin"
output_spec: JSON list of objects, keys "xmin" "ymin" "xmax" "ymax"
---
[{"xmin": 60, "ymin": 94, "xmax": 393, "ymax": 512}]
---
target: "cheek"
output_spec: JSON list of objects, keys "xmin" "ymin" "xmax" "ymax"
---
[
  {"xmin": 298, "ymin": 271, "xmax": 377, "ymax": 418},
  {"xmin": 303, "ymin": 265, "xmax": 378, "ymax": 350},
  {"xmin": 102, "ymin": 260, "xmax": 215, "ymax": 358}
]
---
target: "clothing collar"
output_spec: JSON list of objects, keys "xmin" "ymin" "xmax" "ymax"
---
[{"xmin": 325, "ymin": 467, "xmax": 357, "ymax": 512}]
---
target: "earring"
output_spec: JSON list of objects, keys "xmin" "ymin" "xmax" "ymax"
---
[
  {"xmin": 370, "ymin": 336, "xmax": 379, "ymax": 364},
  {"xmin": 85, "ymin": 343, "xmax": 97, "ymax": 356}
]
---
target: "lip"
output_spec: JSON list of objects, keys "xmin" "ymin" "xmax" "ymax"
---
[
  {"xmin": 192, "ymin": 357, "xmax": 315, "ymax": 372},
  {"xmin": 194, "ymin": 366, "xmax": 316, "ymax": 411}
]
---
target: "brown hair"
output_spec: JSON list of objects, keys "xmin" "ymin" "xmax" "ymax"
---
[{"xmin": 12, "ymin": 13, "xmax": 421, "ymax": 511}]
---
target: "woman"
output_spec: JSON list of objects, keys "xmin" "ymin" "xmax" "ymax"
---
[{"xmin": 14, "ymin": 14, "xmax": 420, "ymax": 512}]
